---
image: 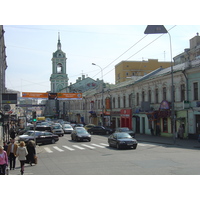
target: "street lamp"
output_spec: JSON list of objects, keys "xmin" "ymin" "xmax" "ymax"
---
[
  {"xmin": 92, "ymin": 63, "xmax": 104, "ymax": 126},
  {"xmin": 144, "ymin": 25, "xmax": 175, "ymax": 144}
]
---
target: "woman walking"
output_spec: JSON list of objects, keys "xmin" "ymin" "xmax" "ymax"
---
[
  {"xmin": 16, "ymin": 141, "xmax": 28, "ymax": 175},
  {"xmin": 0, "ymin": 145, "xmax": 8, "ymax": 175}
]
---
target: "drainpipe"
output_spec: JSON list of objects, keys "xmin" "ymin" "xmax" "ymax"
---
[{"xmin": 182, "ymin": 69, "xmax": 189, "ymax": 138}]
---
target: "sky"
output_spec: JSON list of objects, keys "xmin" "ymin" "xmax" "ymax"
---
[{"xmin": 3, "ymin": 25, "xmax": 200, "ymax": 93}]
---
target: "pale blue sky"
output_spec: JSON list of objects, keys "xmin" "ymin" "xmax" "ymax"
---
[{"xmin": 4, "ymin": 25, "xmax": 200, "ymax": 93}]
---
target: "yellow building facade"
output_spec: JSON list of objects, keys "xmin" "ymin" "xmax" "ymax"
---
[{"xmin": 115, "ymin": 59, "xmax": 172, "ymax": 84}]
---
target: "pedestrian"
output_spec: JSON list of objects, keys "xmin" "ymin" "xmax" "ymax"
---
[
  {"xmin": 178, "ymin": 125, "xmax": 184, "ymax": 139},
  {"xmin": 0, "ymin": 145, "xmax": 8, "ymax": 175},
  {"xmin": 16, "ymin": 141, "xmax": 28, "ymax": 175},
  {"xmin": 26, "ymin": 140, "xmax": 36, "ymax": 166},
  {"xmin": 7, "ymin": 138, "xmax": 18, "ymax": 170}
]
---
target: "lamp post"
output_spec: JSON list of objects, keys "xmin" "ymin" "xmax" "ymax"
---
[
  {"xmin": 92, "ymin": 63, "xmax": 104, "ymax": 126},
  {"xmin": 144, "ymin": 25, "xmax": 175, "ymax": 144}
]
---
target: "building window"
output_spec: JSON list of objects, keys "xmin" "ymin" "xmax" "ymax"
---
[
  {"xmin": 113, "ymin": 97, "xmax": 115, "ymax": 109},
  {"xmin": 163, "ymin": 87, "xmax": 166, "ymax": 100},
  {"xmin": 129, "ymin": 94, "xmax": 132, "ymax": 107},
  {"xmin": 118, "ymin": 96, "xmax": 120, "ymax": 108},
  {"xmin": 148, "ymin": 90, "xmax": 151, "ymax": 103},
  {"xmin": 126, "ymin": 72, "xmax": 129, "ymax": 76},
  {"xmin": 193, "ymin": 82, "xmax": 198, "ymax": 100},
  {"xmin": 142, "ymin": 91, "xmax": 145, "ymax": 102},
  {"xmin": 136, "ymin": 93, "xmax": 139, "ymax": 106},
  {"xmin": 162, "ymin": 118, "xmax": 168, "ymax": 132},
  {"xmin": 155, "ymin": 88, "xmax": 159, "ymax": 103},
  {"xmin": 180, "ymin": 84, "xmax": 185, "ymax": 101},
  {"xmin": 123, "ymin": 95, "xmax": 126, "ymax": 108}
]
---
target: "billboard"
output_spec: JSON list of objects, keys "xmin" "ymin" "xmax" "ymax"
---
[
  {"xmin": 21, "ymin": 92, "xmax": 82, "ymax": 100},
  {"xmin": 57, "ymin": 93, "xmax": 82, "ymax": 100},
  {"xmin": 2, "ymin": 93, "xmax": 18, "ymax": 104},
  {"xmin": 22, "ymin": 92, "xmax": 48, "ymax": 99}
]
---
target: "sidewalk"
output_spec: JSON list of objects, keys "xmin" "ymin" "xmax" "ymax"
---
[{"xmin": 135, "ymin": 133, "xmax": 200, "ymax": 149}]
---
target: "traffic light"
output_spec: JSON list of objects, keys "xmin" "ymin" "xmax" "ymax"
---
[{"xmin": 32, "ymin": 111, "xmax": 37, "ymax": 122}]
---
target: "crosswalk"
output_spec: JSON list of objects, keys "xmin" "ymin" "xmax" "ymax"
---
[{"xmin": 42, "ymin": 142, "xmax": 157, "ymax": 153}]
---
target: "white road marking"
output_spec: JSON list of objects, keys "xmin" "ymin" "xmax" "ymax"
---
[
  {"xmin": 100, "ymin": 143, "xmax": 108, "ymax": 146},
  {"xmin": 53, "ymin": 146, "xmax": 64, "ymax": 152},
  {"xmin": 81, "ymin": 144, "xmax": 96, "ymax": 149},
  {"xmin": 62, "ymin": 146, "xmax": 75, "ymax": 151},
  {"xmin": 72, "ymin": 145, "xmax": 85, "ymax": 150},
  {"xmin": 91, "ymin": 144, "xmax": 105, "ymax": 148},
  {"xmin": 44, "ymin": 147, "xmax": 53, "ymax": 153}
]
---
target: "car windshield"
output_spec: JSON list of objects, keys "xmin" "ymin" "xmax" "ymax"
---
[
  {"xmin": 63, "ymin": 125, "xmax": 72, "ymax": 128},
  {"xmin": 117, "ymin": 133, "xmax": 132, "ymax": 139},
  {"xmin": 120, "ymin": 128, "xmax": 130, "ymax": 131},
  {"xmin": 30, "ymin": 132, "xmax": 41, "ymax": 136},
  {"xmin": 53, "ymin": 126, "xmax": 61, "ymax": 129},
  {"xmin": 77, "ymin": 129, "xmax": 88, "ymax": 134}
]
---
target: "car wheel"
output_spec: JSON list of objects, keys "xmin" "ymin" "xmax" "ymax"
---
[
  {"xmin": 51, "ymin": 139, "xmax": 55, "ymax": 144},
  {"xmin": 71, "ymin": 136, "xmax": 73, "ymax": 141},
  {"xmin": 76, "ymin": 136, "xmax": 79, "ymax": 142},
  {"xmin": 88, "ymin": 139, "xmax": 91, "ymax": 142},
  {"xmin": 116, "ymin": 143, "xmax": 120, "ymax": 149}
]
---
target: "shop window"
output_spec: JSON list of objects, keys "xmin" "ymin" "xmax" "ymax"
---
[
  {"xmin": 113, "ymin": 97, "xmax": 115, "ymax": 108},
  {"xmin": 162, "ymin": 118, "xmax": 168, "ymax": 132},
  {"xmin": 123, "ymin": 95, "xmax": 126, "ymax": 108}
]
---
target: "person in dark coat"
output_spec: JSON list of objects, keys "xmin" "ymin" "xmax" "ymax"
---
[{"xmin": 26, "ymin": 140, "xmax": 36, "ymax": 166}]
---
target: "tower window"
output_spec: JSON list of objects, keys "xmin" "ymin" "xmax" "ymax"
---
[{"xmin": 57, "ymin": 63, "xmax": 62, "ymax": 74}]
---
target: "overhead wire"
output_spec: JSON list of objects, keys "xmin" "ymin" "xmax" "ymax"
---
[{"xmin": 102, "ymin": 25, "xmax": 177, "ymax": 79}]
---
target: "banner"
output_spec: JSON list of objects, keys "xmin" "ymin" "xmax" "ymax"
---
[
  {"xmin": 21, "ymin": 92, "xmax": 82, "ymax": 100},
  {"xmin": 57, "ymin": 93, "xmax": 82, "ymax": 100},
  {"xmin": 22, "ymin": 92, "xmax": 48, "ymax": 99}
]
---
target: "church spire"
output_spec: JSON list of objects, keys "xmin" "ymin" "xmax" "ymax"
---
[{"xmin": 57, "ymin": 32, "xmax": 61, "ymax": 50}]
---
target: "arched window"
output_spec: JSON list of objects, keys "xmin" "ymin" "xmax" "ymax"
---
[{"xmin": 57, "ymin": 63, "xmax": 62, "ymax": 73}]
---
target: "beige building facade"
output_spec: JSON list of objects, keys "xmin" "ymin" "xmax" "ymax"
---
[{"xmin": 115, "ymin": 59, "xmax": 172, "ymax": 84}]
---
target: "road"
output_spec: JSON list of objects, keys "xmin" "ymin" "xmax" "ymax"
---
[{"xmin": 9, "ymin": 134, "xmax": 200, "ymax": 175}]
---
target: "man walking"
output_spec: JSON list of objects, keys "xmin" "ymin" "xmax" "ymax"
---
[{"xmin": 7, "ymin": 139, "xmax": 18, "ymax": 170}]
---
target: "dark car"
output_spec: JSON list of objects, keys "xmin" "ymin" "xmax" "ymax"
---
[
  {"xmin": 115, "ymin": 127, "xmax": 135, "ymax": 138},
  {"xmin": 108, "ymin": 132, "xmax": 138, "ymax": 149},
  {"xmin": 71, "ymin": 128, "xmax": 91, "ymax": 142},
  {"xmin": 198, "ymin": 135, "xmax": 200, "ymax": 143},
  {"xmin": 18, "ymin": 131, "xmax": 59, "ymax": 145},
  {"xmin": 87, "ymin": 126, "xmax": 114, "ymax": 135}
]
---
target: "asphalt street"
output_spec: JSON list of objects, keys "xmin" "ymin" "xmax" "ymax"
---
[{"xmin": 8, "ymin": 133, "xmax": 200, "ymax": 175}]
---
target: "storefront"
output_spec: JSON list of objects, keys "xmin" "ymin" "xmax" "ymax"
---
[{"xmin": 120, "ymin": 109, "xmax": 132, "ymax": 130}]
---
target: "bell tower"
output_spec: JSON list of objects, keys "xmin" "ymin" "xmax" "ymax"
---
[{"xmin": 50, "ymin": 33, "xmax": 68, "ymax": 92}]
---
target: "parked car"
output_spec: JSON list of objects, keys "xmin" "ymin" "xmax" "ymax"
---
[
  {"xmin": 115, "ymin": 127, "xmax": 135, "ymax": 138},
  {"xmin": 51, "ymin": 125, "xmax": 64, "ymax": 136},
  {"xmin": 62, "ymin": 124, "xmax": 73, "ymax": 134},
  {"xmin": 18, "ymin": 131, "xmax": 59, "ymax": 144},
  {"xmin": 71, "ymin": 128, "xmax": 91, "ymax": 142},
  {"xmin": 198, "ymin": 134, "xmax": 200, "ymax": 142},
  {"xmin": 87, "ymin": 126, "xmax": 114, "ymax": 135},
  {"xmin": 108, "ymin": 132, "xmax": 138, "ymax": 149},
  {"xmin": 84, "ymin": 124, "xmax": 95, "ymax": 131}
]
